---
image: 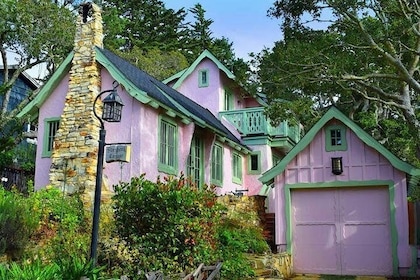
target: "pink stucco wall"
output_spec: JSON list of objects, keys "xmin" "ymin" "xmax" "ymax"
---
[
  {"xmin": 34, "ymin": 74, "xmax": 69, "ymax": 189},
  {"xmin": 267, "ymin": 119, "xmax": 411, "ymax": 269}
]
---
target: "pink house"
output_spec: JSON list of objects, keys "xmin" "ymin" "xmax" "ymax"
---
[
  {"xmin": 17, "ymin": 3, "xmax": 298, "ymax": 200},
  {"xmin": 260, "ymin": 106, "xmax": 420, "ymax": 277}
]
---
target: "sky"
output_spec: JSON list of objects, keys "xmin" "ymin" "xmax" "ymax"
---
[{"xmin": 163, "ymin": 0, "xmax": 283, "ymax": 61}]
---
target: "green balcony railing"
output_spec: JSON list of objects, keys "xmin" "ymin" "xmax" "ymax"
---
[{"xmin": 219, "ymin": 107, "xmax": 302, "ymax": 143}]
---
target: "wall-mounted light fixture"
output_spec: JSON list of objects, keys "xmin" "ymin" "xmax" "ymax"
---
[{"xmin": 331, "ymin": 157, "xmax": 343, "ymax": 175}]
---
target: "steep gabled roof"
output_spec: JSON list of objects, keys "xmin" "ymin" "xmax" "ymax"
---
[
  {"xmin": 162, "ymin": 49, "xmax": 235, "ymax": 89},
  {"xmin": 259, "ymin": 106, "xmax": 420, "ymax": 185},
  {"xmin": 18, "ymin": 48, "xmax": 248, "ymax": 151}
]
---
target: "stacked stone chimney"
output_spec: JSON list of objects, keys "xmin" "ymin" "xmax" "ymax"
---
[{"xmin": 49, "ymin": 2, "xmax": 105, "ymax": 207}]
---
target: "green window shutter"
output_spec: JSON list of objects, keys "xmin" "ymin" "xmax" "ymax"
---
[
  {"xmin": 232, "ymin": 152, "xmax": 242, "ymax": 184},
  {"xmin": 211, "ymin": 143, "xmax": 223, "ymax": 186},
  {"xmin": 158, "ymin": 117, "xmax": 178, "ymax": 175},
  {"xmin": 198, "ymin": 69, "xmax": 209, "ymax": 87},
  {"xmin": 248, "ymin": 151, "xmax": 261, "ymax": 175},
  {"xmin": 325, "ymin": 125, "xmax": 347, "ymax": 151},
  {"xmin": 42, "ymin": 117, "xmax": 60, "ymax": 158}
]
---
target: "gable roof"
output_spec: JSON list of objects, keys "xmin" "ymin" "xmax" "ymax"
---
[
  {"xmin": 162, "ymin": 49, "xmax": 235, "ymax": 89},
  {"xmin": 259, "ymin": 106, "xmax": 420, "ymax": 185},
  {"xmin": 0, "ymin": 65, "xmax": 39, "ymax": 90},
  {"xmin": 18, "ymin": 48, "xmax": 249, "ymax": 152}
]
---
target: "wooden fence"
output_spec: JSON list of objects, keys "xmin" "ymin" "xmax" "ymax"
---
[{"xmin": 1, "ymin": 166, "xmax": 34, "ymax": 193}]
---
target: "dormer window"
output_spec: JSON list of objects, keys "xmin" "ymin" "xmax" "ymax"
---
[
  {"xmin": 326, "ymin": 125, "xmax": 347, "ymax": 151},
  {"xmin": 198, "ymin": 69, "xmax": 209, "ymax": 87}
]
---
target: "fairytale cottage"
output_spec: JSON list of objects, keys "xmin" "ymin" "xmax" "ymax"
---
[
  {"xmin": 17, "ymin": 3, "xmax": 299, "ymax": 204},
  {"xmin": 17, "ymin": 2, "xmax": 420, "ymax": 277}
]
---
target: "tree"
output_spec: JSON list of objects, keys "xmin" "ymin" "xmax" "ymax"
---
[
  {"xmin": 257, "ymin": 0, "xmax": 420, "ymax": 164},
  {"xmin": 0, "ymin": 0, "xmax": 75, "ymax": 165},
  {"xmin": 102, "ymin": 0, "xmax": 189, "ymax": 53}
]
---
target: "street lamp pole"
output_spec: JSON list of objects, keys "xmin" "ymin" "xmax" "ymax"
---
[{"xmin": 90, "ymin": 81, "xmax": 124, "ymax": 266}]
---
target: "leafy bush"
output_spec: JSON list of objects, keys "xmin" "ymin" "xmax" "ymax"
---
[
  {"xmin": 112, "ymin": 174, "xmax": 220, "ymax": 277},
  {"xmin": 26, "ymin": 186, "xmax": 91, "ymax": 263},
  {"xmin": 111, "ymin": 174, "xmax": 270, "ymax": 279},
  {"xmin": 0, "ymin": 187, "xmax": 38, "ymax": 260}
]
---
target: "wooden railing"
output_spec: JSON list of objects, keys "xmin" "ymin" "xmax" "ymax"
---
[
  {"xmin": 219, "ymin": 107, "xmax": 301, "ymax": 143},
  {"xmin": 145, "ymin": 262, "xmax": 222, "ymax": 280}
]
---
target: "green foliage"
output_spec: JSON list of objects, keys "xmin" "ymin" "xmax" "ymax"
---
[
  {"xmin": 111, "ymin": 175, "xmax": 269, "ymax": 279},
  {"xmin": 114, "ymin": 47, "xmax": 189, "ymax": 81},
  {"xmin": 0, "ymin": 258, "xmax": 104, "ymax": 280},
  {"xmin": 112, "ymin": 174, "xmax": 220, "ymax": 276},
  {"xmin": 0, "ymin": 187, "xmax": 38, "ymax": 259},
  {"xmin": 1, "ymin": 260, "xmax": 59, "ymax": 280},
  {"xmin": 258, "ymin": 0, "xmax": 420, "ymax": 164},
  {"xmin": 27, "ymin": 187, "xmax": 90, "ymax": 262}
]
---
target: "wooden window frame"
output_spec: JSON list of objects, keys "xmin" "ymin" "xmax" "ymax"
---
[
  {"xmin": 211, "ymin": 143, "xmax": 223, "ymax": 186},
  {"xmin": 248, "ymin": 151, "xmax": 261, "ymax": 175},
  {"xmin": 326, "ymin": 125, "xmax": 347, "ymax": 152},
  {"xmin": 158, "ymin": 117, "xmax": 178, "ymax": 175},
  {"xmin": 186, "ymin": 136, "xmax": 204, "ymax": 187},
  {"xmin": 198, "ymin": 69, "xmax": 209, "ymax": 87},
  {"xmin": 232, "ymin": 152, "xmax": 243, "ymax": 185},
  {"xmin": 223, "ymin": 88, "xmax": 234, "ymax": 111},
  {"xmin": 42, "ymin": 117, "xmax": 60, "ymax": 158}
]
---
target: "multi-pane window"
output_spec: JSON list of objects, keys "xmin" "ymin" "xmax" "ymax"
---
[
  {"xmin": 326, "ymin": 125, "xmax": 347, "ymax": 151},
  {"xmin": 42, "ymin": 118, "xmax": 59, "ymax": 157},
  {"xmin": 232, "ymin": 152, "xmax": 242, "ymax": 184},
  {"xmin": 186, "ymin": 136, "xmax": 203, "ymax": 187},
  {"xmin": 198, "ymin": 69, "xmax": 209, "ymax": 87},
  {"xmin": 158, "ymin": 118, "xmax": 177, "ymax": 174},
  {"xmin": 211, "ymin": 143, "xmax": 223, "ymax": 186},
  {"xmin": 223, "ymin": 89, "xmax": 233, "ymax": 111}
]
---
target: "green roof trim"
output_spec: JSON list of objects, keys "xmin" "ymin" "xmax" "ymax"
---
[
  {"xmin": 17, "ymin": 52, "xmax": 74, "ymax": 118},
  {"xmin": 259, "ymin": 106, "xmax": 420, "ymax": 184},
  {"xmin": 162, "ymin": 68, "xmax": 187, "ymax": 84},
  {"xmin": 170, "ymin": 50, "xmax": 236, "ymax": 90}
]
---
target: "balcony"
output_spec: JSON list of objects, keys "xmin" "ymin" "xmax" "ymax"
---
[{"xmin": 219, "ymin": 107, "xmax": 302, "ymax": 148}]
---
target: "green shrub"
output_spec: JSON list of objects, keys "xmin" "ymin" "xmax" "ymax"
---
[
  {"xmin": 0, "ymin": 187, "xmax": 38, "ymax": 260},
  {"xmin": 112, "ymin": 174, "xmax": 220, "ymax": 277}
]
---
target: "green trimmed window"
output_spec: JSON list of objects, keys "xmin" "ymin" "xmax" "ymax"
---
[
  {"xmin": 211, "ymin": 143, "xmax": 223, "ymax": 186},
  {"xmin": 42, "ymin": 117, "xmax": 60, "ymax": 157},
  {"xmin": 248, "ymin": 151, "xmax": 261, "ymax": 174},
  {"xmin": 223, "ymin": 88, "xmax": 233, "ymax": 111},
  {"xmin": 232, "ymin": 152, "xmax": 242, "ymax": 184},
  {"xmin": 186, "ymin": 136, "xmax": 203, "ymax": 187},
  {"xmin": 198, "ymin": 69, "xmax": 209, "ymax": 87},
  {"xmin": 326, "ymin": 125, "xmax": 347, "ymax": 151},
  {"xmin": 158, "ymin": 118, "xmax": 178, "ymax": 175}
]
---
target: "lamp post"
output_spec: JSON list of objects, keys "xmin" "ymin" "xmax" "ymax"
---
[{"xmin": 90, "ymin": 81, "xmax": 124, "ymax": 266}]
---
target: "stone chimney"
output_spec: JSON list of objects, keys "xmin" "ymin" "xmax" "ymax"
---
[{"xmin": 49, "ymin": 2, "xmax": 105, "ymax": 207}]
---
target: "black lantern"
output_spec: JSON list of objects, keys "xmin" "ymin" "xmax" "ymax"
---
[
  {"xmin": 102, "ymin": 84, "xmax": 124, "ymax": 122},
  {"xmin": 331, "ymin": 157, "xmax": 343, "ymax": 175}
]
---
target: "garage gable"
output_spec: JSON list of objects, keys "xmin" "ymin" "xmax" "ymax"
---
[{"xmin": 259, "ymin": 106, "xmax": 420, "ymax": 187}]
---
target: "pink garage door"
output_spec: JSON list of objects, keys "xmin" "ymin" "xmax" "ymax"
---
[{"xmin": 291, "ymin": 187, "xmax": 392, "ymax": 276}]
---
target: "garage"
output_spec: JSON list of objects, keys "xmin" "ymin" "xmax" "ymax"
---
[{"xmin": 291, "ymin": 187, "xmax": 392, "ymax": 276}]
